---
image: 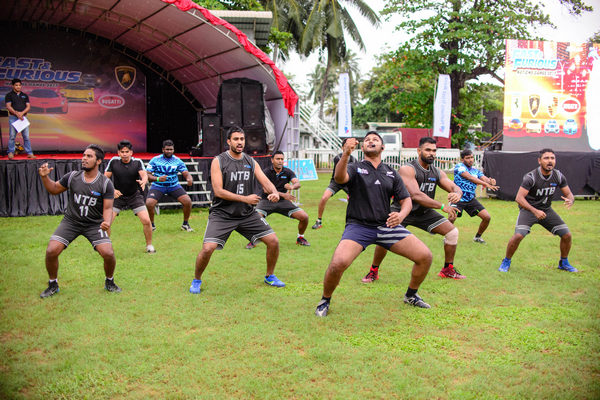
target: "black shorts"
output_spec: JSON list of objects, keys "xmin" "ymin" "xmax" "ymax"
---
[
  {"xmin": 515, "ymin": 208, "xmax": 569, "ymax": 237},
  {"xmin": 451, "ymin": 198, "xmax": 485, "ymax": 218},
  {"xmin": 391, "ymin": 205, "xmax": 448, "ymax": 233},
  {"xmin": 113, "ymin": 191, "xmax": 146, "ymax": 215},
  {"xmin": 340, "ymin": 223, "xmax": 411, "ymax": 250},
  {"xmin": 147, "ymin": 184, "xmax": 188, "ymax": 201},
  {"xmin": 203, "ymin": 212, "xmax": 275, "ymax": 249},
  {"xmin": 255, "ymin": 199, "xmax": 302, "ymax": 218},
  {"xmin": 326, "ymin": 180, "xmax": 349, "ymax": 195},
  {"xmin": 51, "ymin": 218, "xmax": 112, "ymax": 248}
]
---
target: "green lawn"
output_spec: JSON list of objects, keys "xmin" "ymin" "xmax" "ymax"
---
[{"xmin": 1, "ymin": 173, "xmax": 599, "ymax": 399}]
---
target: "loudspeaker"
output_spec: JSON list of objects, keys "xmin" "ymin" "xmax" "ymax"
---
[
  {"xmin": 219, "ymin": 82, "xmax": 243, "ymax": 127},
  {"xmin": 243, "ymin": 127, "xmax": 267, "ymax": 155},
  {"xmin": 242, "ymin": 82, "xmax": 265, "ymax": 128},
  {"xmin": 201, "ymin": 113, "xmax": 224, "ymax": 157}
]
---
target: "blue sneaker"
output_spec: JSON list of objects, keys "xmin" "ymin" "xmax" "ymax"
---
[
  {"xmin": 558, "ymin": 260, "xmax": 578, "ymax": 272},
  {"xmin": 189, "ymin": 279, "xmax": 202, "ymax": 294},
  {"xmin": 264, "ymin": 274, "xmax": 285, "ymax": 287},
  {"xmin": 498, "ymin": 258, "xmax": 511, "ymax": 272}
]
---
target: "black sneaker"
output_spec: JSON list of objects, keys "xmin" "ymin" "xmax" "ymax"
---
[
  {"xmin": 403, "ymin": 294, "xmax": 431, "ymax": 309},
  {"xmin": 311, "ymin": 220, "xmax": 322, "ymax": 229},
  {"xmin": 181, "ymin": 223, "xmax": 194, "ymax": 232},
  {"xmin": 315, "ymin": 299, "xmax": 330, "ymax": 317},
  {"xmin": 40, "ymin": 281, "xmax": 59, "ymax": 298},
  {"xmin": 105, "ymin": 278, "xmax": 122, "ymax": 293}
]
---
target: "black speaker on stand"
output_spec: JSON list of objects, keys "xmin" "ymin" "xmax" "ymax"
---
[
  {"xmin": 242, "ymin": 82, "xmax": 265, "ymax": 128},
  {"xmin": 244, "ymin": 127, "xmax": 268, "ymax": 156},
  {"xmin": 201, "ymin": 113, "xmax": 224, "ymax": 157},
  {"xmin": 218, "ymin": 81, "xmax": 243, "ymax": 127}
]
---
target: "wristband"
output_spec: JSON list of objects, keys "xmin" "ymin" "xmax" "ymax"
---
[{"xmin": 441, "ymin": 204, "xmax": 444, "ymax": 210}]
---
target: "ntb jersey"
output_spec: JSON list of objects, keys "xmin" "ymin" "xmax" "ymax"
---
[
  {"xmin": 407, "ymin": 159, "xmax": 441, "ymax": 215},
  {"xmin": 210, "ymin": 152, "xmax": 256, "ymax": 218},
  {"xmin": 59, "ymin": 171, "xmax": 114, "ymax": 224},
  {"xmin": 520, "ymin": 167, "xmax": 567, "ymax": 210}
]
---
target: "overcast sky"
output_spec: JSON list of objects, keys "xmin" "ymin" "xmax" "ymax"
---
[{"xmin": 281, "ymin": 0, "xmax": 600, "ymax": 93}]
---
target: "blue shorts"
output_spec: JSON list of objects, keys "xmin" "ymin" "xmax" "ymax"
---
[
  {"xmin": 147, "ymin": 184, "xmax": 187, "ymax": 201},
  {"xmin": 340, "ymin": 223, "xmax": 412, "ymax": 250}
]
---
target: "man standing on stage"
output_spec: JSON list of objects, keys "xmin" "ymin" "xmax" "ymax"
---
[
  {"xmin": 315, "ymin": 132, "xmax": 433, "ymax": 317},
  {"xmin": 311, "ymin": 138, "xmax": 357, "ymax": 229},
  {"xmin": 38, "ymin": 144, "xmax": 121, "ymax": 298},
  {"xmin": 246, "ymin": 150, "xmax": 310, "ymax": 248},
  {"xmin": 105, "ymin": 140, "xmax": 155, "ymax": 253},
  {"xmin": 5, "ymin": 78, "xmax": 35, "ymax": 160},
  {"xmin": 361, "ymin": 137, "xmax": 465, "ymax": 283},
  {"xmin": 190, "ymin": 127, "xmax": 285, "ymax": 294},
  {"xmin": 451, "ymin": 149, "xmax": 499, "ymax": 244},
  {"xmin": 499, "ymin": 149, "xmax": 577, "ymax": 272},
  {"xmin": 145, "ymin": 140, "xmax": 194, "ymax": 232}
]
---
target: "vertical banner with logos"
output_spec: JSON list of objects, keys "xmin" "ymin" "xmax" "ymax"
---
[
  {"xmin": 338, "ymin": 72, "xmax": 352, "ymax": 138},
  {"xmin": 433, "ymin": 74, "xmax": 451, "ymax": 138},
  {"xmin": 503, "ymin": 39, "xmax": 600, "ymax": 152}
]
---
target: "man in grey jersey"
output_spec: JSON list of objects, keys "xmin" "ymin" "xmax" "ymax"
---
[
  {"xmin": 189, "ymin": 126, "xmax": 285, "ymax": 294},
  {"xmin": 499, "ymin": 148, "xmax": 576, "ymax": 272},
  {"xmin": 38, "ymin": 144, "xmax": 121, "ymax": 298}
]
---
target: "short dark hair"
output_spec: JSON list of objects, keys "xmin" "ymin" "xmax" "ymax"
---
[
  {"xmin": 86, "ymin": 144, "xmax": 105, "ymax": 161},
  {"xmin": 117, "ymin": 140, "xmax": 132, "ymax": 151},
  {"xmin": 460, "ymin": 149, "xmax": 473, "ymax": 159},
  {"xmin": 226, "ymin": 126, "xmax": 244, "ymax": 139},
  {"xmin": 162, "ymin": 139, "xmax": 174, "ymax": 148},
  {"xmin": 11, "ymin": 78, "xmax": 21, "ymax": 85},
  {"xmin": 271, "ymin": 150, "xmax": 284, "ymax": 158},
  {"xmin": 539, "ymin": 148, "xmax": 555, "ymax": 157},
  {"xmin": 364, "ymin": 131, "xmax": 383, "ymax": 142},
  {"xmin": 419, "ymin": 137, "xmax": 437, "ymax": 147}
]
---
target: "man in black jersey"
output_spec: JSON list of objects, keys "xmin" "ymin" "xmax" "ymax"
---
[
  {"xmin": 245, "ymin": 150, "xmax": 310, "ymax": 248},
  {"xmin": 38, "ymin": 144, "xmax": 121, "ymax": 298},
  {"xmin": 311, "ymin": 138, "xmax": 357, "ymax": 229},
  {"xmin": 361, "ymin": 137, "xmax": 465, "ymax": 283},
  {"xmin": 190, "ymin": 127, "xmax": 285, "ymax": 294},
  {"xmin": 315, "ymin": 132, "xmax": 433, "ymax": 317},
  {"xmin": 105, "ymin": 140, "xmax": 154, "ymax": 253},
  {"xmin": 499, "ymin": 148, "xmax": 576, "ymax": 272}
]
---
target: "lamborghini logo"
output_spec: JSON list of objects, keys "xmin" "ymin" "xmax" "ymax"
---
[
  {"xmin": 528, "ymin": 94, "xmax": 540, "ymax": 117},
  {"xmin": 115, "ymin": 66, "xmax": 136, "ymax": 90}
]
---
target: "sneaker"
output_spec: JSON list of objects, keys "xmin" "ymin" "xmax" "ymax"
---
[
  {"xmin": 181, "ymin": 223, "xmax": 194, "ymax": 232},
  {"xmin": 311, "ymin": 220, "xmax": 322, "ymax": 229},
  {"xmin": 498, "ymin": 258, "xmax": 511, "ymax": 272},
  {"xmin": 361, "ymin": 269, "xmax": 379, "ymax": 283},
  {"xmin": 146, "ymin": 244, "xmax": 156, "ymax": 253},
  {"xmin": 151, "ymin": 223, "xmax": 156, "ymax": 231},
  {"xmin": 438, "ymin": 265, "xmax": 466, "ymax": 279},
  {"xmin": 404, "ymin": 294, "xmax": 431, "ymax": 309},
  {"xmin": 40, "ymin": 281, "xmax": 59, "ymax": 298},
  {"xmin": 315, "ymin": 299, "xmax": 330, "ymax": 317},
  {"xmin": 558, "ymin": 260, "xmax": 578, "ymax": 272},
  {"xmin": 189, "ymin": 279, "xmax": 202, "ymax": 294},
  {"xmin": 104, "ymin": 278, "xmax": 122, "ymax": 292},
  {"xmin": 296, "ymin": 236, "xmax": 310, "ymax": 246},
  {"xmin": 264, "ymin": 274, "xmax": 285, "ymax": 287},
  {"xmin": 27, "ymin": 154, "xmax": 37, "ymax": 159},
  {"xmin": 473, "ymin": 237, "xmax": 486, "ymax": 244},
  {"xmin": 245, "ymin": 241, "xmax": 256, "ymax": 249}
]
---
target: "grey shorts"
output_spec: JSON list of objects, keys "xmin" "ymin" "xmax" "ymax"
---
[
  {"xmin": 203, "ymin": 211, "xmax": 275, "ymax": 249},
  {"xmin": 256, "ymin": 199, "xmax": 302, "ymax": 218},
  {"xmin": 391, "ymin": 205, "xmax": 448, "ymax": 233},
  {"xmin": 113, "ymin": 191, "xmax": 146, "ymax": 215},
  {"xmin": 51, "ymin": 218, "xmax": 112, "ymax": 248},
  {"xmin": 515, "ymin": 208, "xmax": 569, "ymax": 237},
  {"xmin": 326, "ymin": 180, "xmax": 349, "ymax": 195}
]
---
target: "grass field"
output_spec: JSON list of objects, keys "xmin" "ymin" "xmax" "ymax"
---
[{"xmin": 1, "ymin": 173, "xmax": 599, "ymax": 399}]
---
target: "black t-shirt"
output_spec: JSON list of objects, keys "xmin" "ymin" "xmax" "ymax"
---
[
  {"xmin": 59, "ymin": 171, "xmax": 114, "ymax": 224},
  {"xmin": 520, "ymin": 167, "xmax": 568, "ymax": 210},
  {"xmin": 5, "ymin": 90, "xmax": 29, "ymax": 112},
  {"xmin": 105, "ymin": 156, "xmax": 145, "ymax": 196},
  {"xmin": 345, "ymin": 160, "xmax": 410, "ymax": 227},
  {"xmin": 261, "ymin": 165, "xmax": 296, "ymax": 200}
]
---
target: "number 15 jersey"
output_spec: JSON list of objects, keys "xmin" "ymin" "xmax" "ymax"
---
[
  {"xmin": 59, "ymin": 170, "xmax": 115, "ymax": 224},
  {"xmin": 210, "ymin": 152, "xmax": 257, "ymax": 219}
]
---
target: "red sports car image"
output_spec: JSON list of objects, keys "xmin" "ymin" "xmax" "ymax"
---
[{"xmin": 29, "ymin": 89, "xmax": 69, "ymax": 114}]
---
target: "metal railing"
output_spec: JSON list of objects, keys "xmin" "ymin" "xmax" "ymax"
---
[{"xmin": 298, "ymin": 104, "xmax": 342, "ymax": 150}]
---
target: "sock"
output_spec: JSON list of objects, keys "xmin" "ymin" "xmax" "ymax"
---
[
  {"xmin": 371, "ymin": 264, "xmax": 379, "ymax": 271},
  {"xmin": 504, "ymin": 257, "xmax": 511, "ymax": 262},
  {"xmin": 106, "ymin": 277, "xmax": 114, "ymax": 281},
  {"xmin": 444, "ymin": 262, "xmax": 453, "ymax": 269},
  {"xmin": 298, "ymin": 234, "xmax": 304, "ymax": 238},
  {"xmin": 406, "ymin": 287, "xmax": 417, "ymax": 298},
  {"xmin": 560, "ymin": 257, "xmax": 568, "ymax": 265},
  {"xmin": 321, "ymin": 296, "xmax": 331, "ymax": 302},
  {"xmin": 183, "ymin": 220, "xmax": 189, "ymax": 225},
  {"xmin": 317, "ymin": 218, "xmax": 322, "ymax": 223},
  {"xmin": 475, "ymin": 233, "xmax": 482, "ymax": 238},
  {"xmin": 49, "ymin": 279, "xmax": 57, "ymax": 283}
]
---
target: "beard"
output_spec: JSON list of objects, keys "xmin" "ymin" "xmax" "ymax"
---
[
  {"xmin": 420, "ymin": 154, "xmax": 435, "ymax": 165},
  {"xmin": 82, "ymin": 165, "xmax": 94, "ymax": 172}
]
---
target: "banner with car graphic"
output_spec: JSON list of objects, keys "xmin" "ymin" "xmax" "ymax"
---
[
  {"xmin": 0, "ymin": 27, "xmax": 146, "ymax": 152},
  {"xmin": 503, "ymin": 39, "xmax": 600, "ymax": 152}
]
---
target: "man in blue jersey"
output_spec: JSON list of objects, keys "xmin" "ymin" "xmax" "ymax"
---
[
  {"xmin": 145, "ymin": 140, "xmax": 195, "ymax": 232},
  {"xmin": 450, "ymin": 149, "xmax": 499, "ymax": 244}
]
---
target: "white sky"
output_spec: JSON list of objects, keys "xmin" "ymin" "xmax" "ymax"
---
[{"xmin": 280, "ymin": 0, "xmax": 600, "ymax": 94}]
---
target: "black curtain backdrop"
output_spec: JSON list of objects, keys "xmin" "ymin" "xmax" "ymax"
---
[
  {"xmin": 482, "ymin": 151, "xmax": 600, "ymax": 201},
  {"xmin": 0, "ymin": 156, "xmax": 272, "ymax": 217}
]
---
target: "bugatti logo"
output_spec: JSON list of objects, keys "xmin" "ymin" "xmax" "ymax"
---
[
  {"xmin": 561, "ymin": 98, "xmax": 580, "ymax": 114},
  {"xmin": 115, "ymin": 66, "xmax": 136, "ymax": 90},
  {"xmin": 98, "ymin": 95, "xmax": 125, "ymax": 109}
]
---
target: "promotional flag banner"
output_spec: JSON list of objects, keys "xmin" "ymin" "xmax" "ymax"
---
[
  {"xmin": 337, "ymin": 72, "xmax": 352, "ymax": 138},
  {"xmin": 433, "ymin": 74, "xmax": 451, "ymax": 138}
]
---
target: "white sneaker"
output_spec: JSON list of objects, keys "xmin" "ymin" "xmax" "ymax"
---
[{"xmin": 146, "ymin": 244, "xmax": 156, "ymax": 253}]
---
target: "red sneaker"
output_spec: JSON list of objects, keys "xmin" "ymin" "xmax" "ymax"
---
[
  {"xmin": 361, "ymin": 269, "xmax": 379, "ymax": 283},
  {"xmin": 438, "ymin": 265, "xmax": 466, "ymax": 279}
]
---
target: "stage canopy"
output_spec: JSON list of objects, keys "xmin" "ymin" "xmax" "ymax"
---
[{"xmin": 0, "ymin": 0, "xmax": 299, "ymax": 118}]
